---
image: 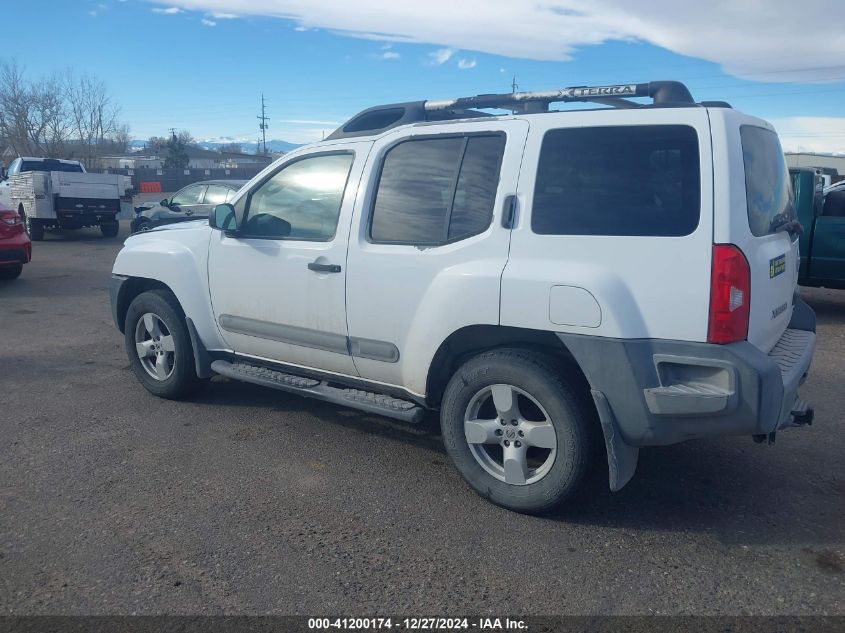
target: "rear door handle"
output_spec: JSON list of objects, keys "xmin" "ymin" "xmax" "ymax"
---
[
  {"xmin": 502, "ymin": 194, "xmax": 517, "ymax": 229},
  {"xmin": 308, "ymin": 262, "xmax": 342, "ymax": 273}
]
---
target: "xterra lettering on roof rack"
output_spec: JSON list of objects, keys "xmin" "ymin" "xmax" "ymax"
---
[{"xmin": 327, "ymin": 80, "xmax": 729, "ymax": 140}]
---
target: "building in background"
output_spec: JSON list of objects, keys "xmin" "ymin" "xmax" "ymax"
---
[{"xmin": 785, "ymin": 152, "xmax": 845, "ymax": 176}]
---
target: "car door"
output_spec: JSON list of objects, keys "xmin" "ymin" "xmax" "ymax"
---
[
  {"xmin": 344, "ymin": 120, "xmax": 529, "ymax": 395},
  {"xmin": 207, "ymin": 143, "xmax": 370, "ymax": 376},
  {"xmin": 168, "ymin": 184, "xmax": 207, "ymax": 221},
  {"xmin": 810, "ymin": 190, "xmax": 845, "ymax": 281}
]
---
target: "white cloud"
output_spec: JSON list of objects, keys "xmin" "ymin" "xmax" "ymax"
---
[
  {"xmin": 152, "ymin": 6, "xmax": 183, "ymax": 14},
  {"xmin": 210, "ymin": 11, "xmax": 238, "ymax": 18},
  {"xmin": 380, "ymin": 51, "xmax": 400, "ymax": 60},
  {"xmin": 457, "ymin": 58, "xmax": 476, "ymax": 70},
  {"xmin": 427, "ymin": 47, "xmax": 455, "ymax": 66},
  {"xmin": 144, "ymin": 1, "xmax": 845, "ymax": 82},
  {"xmin": 770, "ymin": 117, "xmax": 845, "ymax": 154},
  {"xmin": 201, "ymin": 18, "xmax": 216, "ymax": 26}
]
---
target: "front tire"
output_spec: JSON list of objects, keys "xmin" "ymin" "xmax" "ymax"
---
[
  {"xmin": 132, "ymin": 218, "xmax": 153, "ymax": 233},
  {"xmin": 124, "ymin": 289, "xmax": 207, "ymax": 399},
  {"xmin": 440, "ymin": 349, "xmax": 593, "ymax": 514}
]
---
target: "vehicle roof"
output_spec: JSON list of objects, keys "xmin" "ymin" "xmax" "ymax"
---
[
  {"xmin": 16, "ymin": 157, "xmax": 83, "ymax": 164},
  {"xmin": 186, "ymin": 179, "xmax": 248, "ymax": 187},
  {"xmin": 325, "ymin": 80, "xmax": 733, "ymax": 141}
]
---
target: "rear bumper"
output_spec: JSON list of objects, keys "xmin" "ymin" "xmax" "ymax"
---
[
  {"xmin": 558, "ymin": 297, "xmax": 816, "ymax": 447},
  {"xmin": 55, "ymin": 211, "xmax": 118, "ymax": 227},
  {"xmin": 0, "ymin": 237, "xmax": 32, "ymax": 265}
]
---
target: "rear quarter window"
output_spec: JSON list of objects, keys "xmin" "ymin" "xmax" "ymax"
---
[
  {"xmin": 740, "ymin": 126, "xmax": 795, "ymax": 237},
  {"xmin": 531, "ymin": 125, "xmax": 701, "ymax": 237}
]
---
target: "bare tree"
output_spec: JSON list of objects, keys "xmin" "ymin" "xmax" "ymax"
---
[
  {"xmin": 0, "ymin": 60, "xmax": 128, "ymax": 168},
  {"xmin": 0, "ymin": 60, "xmax": 70, "ymax": 157},
  {"xmin": 64, "ymin": 71, "xmax": 121, "ymax": 168},
  {"xmin": 147, "ymin": 136, "xmax": 168, "ymax": 153},
  {"xmin": 110, "ymin": 123, "xmax": 132, "ymax": 154}
]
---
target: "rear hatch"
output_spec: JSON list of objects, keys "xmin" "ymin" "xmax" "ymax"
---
[{"xmin": 737, "ymin": 125, "xmax": 799, "ymax": 353}]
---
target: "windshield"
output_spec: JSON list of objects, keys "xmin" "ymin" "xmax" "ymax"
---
[
  {"xmin": 20, "ymin": 160, "xmax": 84, "ymax": 174},
  {"xmin": 740, "ymin": 126, "xmax": 795, "ymax": 236}
]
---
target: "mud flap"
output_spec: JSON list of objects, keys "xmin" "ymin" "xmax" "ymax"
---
[
  {"xmin": 186, "ymin": 317, "xmax": 213, "ymax": 379},
  {"xmin": 591, "ymin": 390, "xmax": 639, "ymax": 492}
]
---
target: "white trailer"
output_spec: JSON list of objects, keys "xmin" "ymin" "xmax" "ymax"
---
[{"xmin": 0, "ymin": 157, "xmax": 133, "ymax": 240}]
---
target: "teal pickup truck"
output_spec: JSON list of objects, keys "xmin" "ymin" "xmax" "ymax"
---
[{"xmin": 791, "ymin": 167, "xmax": 845, "ymax": 289}]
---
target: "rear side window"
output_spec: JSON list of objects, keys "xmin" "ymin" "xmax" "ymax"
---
[
  {"xmin": 203, "ymin": 184, "xmax": 230, "ymax": 205},
  {"xmin": 171, "ymin": 185, "xmax": 206, "ymax": 206},
  {"xmin": 19, "ymin": 160, "xmax": 84, "ymax": 173},
  {"xmin": 531, "ymin": 125, "xmax": 701, "ymax": 237},
  {"xmin": 371, "ymin": 134, "xmax": 505, "ymax": 244},
  {"xmin": 740, "ymin": 126, "xmax": 795, "ymax": 236}
]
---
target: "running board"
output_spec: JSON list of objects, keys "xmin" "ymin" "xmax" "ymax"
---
[{"xmin": 210, "ymin": 360, "xmax": 425, "ymax": 424}]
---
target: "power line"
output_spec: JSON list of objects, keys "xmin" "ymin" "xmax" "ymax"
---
[{"xmin": 257, "ymin": 94, "xmax": 269, "ymax": 155}]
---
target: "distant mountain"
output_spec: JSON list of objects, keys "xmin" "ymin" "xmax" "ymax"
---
[
  {"xmin": 204, "ymin": 140, "xmax": 303, "ymax": 154},
  {"xmin": 128, "ymin": 138, "xmax": 302, "ymax": 154}
]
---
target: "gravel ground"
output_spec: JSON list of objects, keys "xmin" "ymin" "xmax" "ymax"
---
[{"xmin": 0, "ymin": 222, "xmax": 842, "ymax": 615}]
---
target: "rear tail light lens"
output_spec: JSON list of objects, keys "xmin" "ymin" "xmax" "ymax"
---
[{"xmin": 708, "ymin": 244, "xmax": 750, "ymax": 344}]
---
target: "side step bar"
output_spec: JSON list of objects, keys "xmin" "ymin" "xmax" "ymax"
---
[{"xmin": 210, "ymin": 360, "xmax": 425, "ymax": 424}]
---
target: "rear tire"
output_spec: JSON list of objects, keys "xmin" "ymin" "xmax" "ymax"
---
[
  {"xmin": 100, "ymin": 221, "xmax": 120, "ymax": 238},
  {"xmin": 0, "ymin": 265, "xmax": 22, "ymax": 280},
  {"xmin": 440, "ymin": 348, "xmax": 593, "ymax": 514},
  {"xmin": 124, "ymin": 289, "xmax": 208, "ymax": 400},
  {"xmin": 23, "ymin": 211, "xmax": 44, "ymax": 241}
]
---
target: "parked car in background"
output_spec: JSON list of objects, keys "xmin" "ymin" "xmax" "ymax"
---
[
  {"xmin": 130, "ymin": 180, "xmax": 247, "ymax": 233},
  {"xmin": 791, "ymin": 167, "xmax": 845, "ymax": 289},
  {"xmin": 0, "ymin": 205, "xmax": 31, "ymax": 280},
  {"xmin": 0, "ymin": 157, "xmax": 133, "ymax": 240},
  {"xmin": 823, "ymin": 180, "xmax": 845, "ymax": 196}
]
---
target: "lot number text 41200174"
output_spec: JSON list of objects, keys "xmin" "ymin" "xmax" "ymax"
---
[{"xmin": 307, "ymin": 617, "xmax": 528, "ymax": 630}]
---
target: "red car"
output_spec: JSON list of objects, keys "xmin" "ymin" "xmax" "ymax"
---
[{"xmin": 0, "ymin": 206, "xmax": 31, "ymax": 280}]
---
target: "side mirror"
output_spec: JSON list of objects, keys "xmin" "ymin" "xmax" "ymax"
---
[
  {"xmin": 210, "ymin": 203, "xmax": 238, "ymax": 232},
  {"xmin": 160, "ymin": 198, "xmax": 170, "ymax": 207}
]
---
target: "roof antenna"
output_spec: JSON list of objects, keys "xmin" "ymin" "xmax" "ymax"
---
[{"xmin": 511, "ymin": 75, "xmax": 518, "ymax": 94}]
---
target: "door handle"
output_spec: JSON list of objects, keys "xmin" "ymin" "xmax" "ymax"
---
[
  {"xmin": 502, "ymin": 194, "xmax": 517, "ymax": 229},
  {"xmin": 308, "ymin": 261, "xmax": 342, "ymax": 273}
]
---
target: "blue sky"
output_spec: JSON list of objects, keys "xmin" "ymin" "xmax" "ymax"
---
[{"xmin": 5, "ymin": 0, "xmax": 845, "ymax": 152}]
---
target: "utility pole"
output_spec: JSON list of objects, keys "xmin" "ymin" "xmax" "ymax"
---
[
  {"xmin": 257, "ymin": 94, "xmax": 269, "ymax": 155},
  {"xmin": 168, "ymin": 127, "xmax": 177, "ymax": 139},
  {"xmin": 511, "ymin": 75, "xmax": 518, "ymax": 93}
]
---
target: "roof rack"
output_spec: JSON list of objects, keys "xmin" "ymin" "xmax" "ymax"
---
[{"xmin": 326, "ymin": 80, "xmax": 725, "ymax": 141}]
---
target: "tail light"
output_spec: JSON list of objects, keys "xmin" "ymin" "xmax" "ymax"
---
[
  {"xmin": 708, "ymin": 244, "xmax": 750, "ymax": 344},
  {"xmin": 0, "ymin": 213, "xmax": 24, "ymax": 237}
]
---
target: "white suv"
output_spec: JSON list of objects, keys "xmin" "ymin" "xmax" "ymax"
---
[{"xmin": 110, "ymin": 81, "xmax": 816, "ymax": 513}]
